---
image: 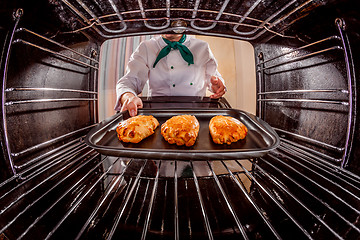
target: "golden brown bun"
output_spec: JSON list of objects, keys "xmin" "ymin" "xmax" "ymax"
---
[
  {"xmin": 161, "ymin": 115, "xmax": 199, "ymax": 147},
  {"xmin": 116, "ymin": 115, "xmax": 159, "ymax": 143},
  {"xmin": 209, "ymin": 115, "xmax": 248, "ymax": 145}
]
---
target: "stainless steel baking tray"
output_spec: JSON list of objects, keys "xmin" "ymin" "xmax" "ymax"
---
[{"xmin": 85, "ymin": 109, "xmax": 280, "ymax": 160}]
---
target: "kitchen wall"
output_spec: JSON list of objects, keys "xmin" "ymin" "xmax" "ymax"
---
[{"xmin": 197, "ymin": 36, "xmax": 256, "ymax": 114}]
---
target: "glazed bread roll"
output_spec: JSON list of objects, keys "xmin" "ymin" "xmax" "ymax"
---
[
  {"xmin": 116, "ymin": 115, "xmax": 159, "ymax": 143},
  {"xmin": 161, "ymin": 115, "xmax": 199, "ymax": 147},
  {"xmin": 209, "ymin": 115, "xmax": 248, "ymax": 145}
]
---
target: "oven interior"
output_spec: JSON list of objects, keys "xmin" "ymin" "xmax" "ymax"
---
[{"xmin": 0, "ymin": 0, "xmax": 359, "ymax": 239}]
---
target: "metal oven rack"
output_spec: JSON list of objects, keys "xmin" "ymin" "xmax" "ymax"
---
[{"xmin": 1, "ymin": 156, "xmax": 359, "ymax": 239}]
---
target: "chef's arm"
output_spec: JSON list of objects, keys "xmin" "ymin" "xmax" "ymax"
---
[
  {"xmin": 205, "ymin": 46, "xmax": 227, "ymax": 99},
  {"xmin": 115, "ymin": 42, "xmax": 149, "ymax": 115}
]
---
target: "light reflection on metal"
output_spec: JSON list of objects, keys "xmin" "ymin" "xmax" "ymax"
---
[{"xmin": 171, "ymin": 20, "xmax": 187, "ymax": 33}]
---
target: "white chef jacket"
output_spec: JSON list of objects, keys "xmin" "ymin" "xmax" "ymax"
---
[{"xmin": 115, "ymin": 35, "xmax": 224, "ymax": 110}]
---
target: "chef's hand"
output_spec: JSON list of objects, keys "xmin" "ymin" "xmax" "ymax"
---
[
  {"xmin": 120, "ymin": 92, "xmax": 143, "ymax": 117},
  {"xmin": 210, "ymin": 76, "xmax": 226, "ymax": 99}
]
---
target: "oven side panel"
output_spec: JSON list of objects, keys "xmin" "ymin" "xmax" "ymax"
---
[
  {"xmin": 0, "ymin": 2, "xmax": 101, "ymax": 180},
  {"xmin": 254, "ymin": 16, "xmax": 360, "ymax": 175},
  {"xmin": 0, "ymin": 3, "xmax": 105, "ymax": 239}
]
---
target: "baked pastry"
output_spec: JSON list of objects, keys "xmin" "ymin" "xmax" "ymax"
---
[
  {"xmin": 209, "ymin": 115, "xmax": 248, "ymax": 145},
  {"xmin": 116, "ymin": 115, "xmax": 159, "ymax": 143},
  {"xmin": 161, "ymin": 115, "xmax": 199, "ymax": 147}
]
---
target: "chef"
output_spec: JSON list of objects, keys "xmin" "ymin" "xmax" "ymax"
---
[{"xmin": 115, "ymin": 33, "xmax": 227, "ymax": 116}]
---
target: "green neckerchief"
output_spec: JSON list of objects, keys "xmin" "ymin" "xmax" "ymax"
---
[{"xmin": 153, "ymin": 34, "xmax": 194, "ymax": 68}]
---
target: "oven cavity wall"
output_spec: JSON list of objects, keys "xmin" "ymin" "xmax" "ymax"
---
[
  {"xmin": 253, "ymin": 14, "xmax": 359, "ymax": 175},
  {"xmin": 0, "ymin": 1, "xmax": 102, "ymax": 183}
]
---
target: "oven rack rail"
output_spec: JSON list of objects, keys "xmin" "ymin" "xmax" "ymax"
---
[
  {"xmin": 0, "ymin": 152, "xmax": 359, "ymax": 239},
  {"xmin": 12, "ymin": 26, "xmax": 99, "ymax": 70},
  {"xmin": 256, "ymin": 18, "xmax": 356, "ymax": 169},
  {"xmin": 59, "ymin": 0, "xmax": 312, "ymax": 41},
  {"xmin": 6, "ymin": 14, "xmax": 98, "ymax": 109}
]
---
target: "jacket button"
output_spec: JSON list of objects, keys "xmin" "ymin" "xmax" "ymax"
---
[{"xmin": 171, "ymin": 66, "xmax": 174, "ymax": 69}]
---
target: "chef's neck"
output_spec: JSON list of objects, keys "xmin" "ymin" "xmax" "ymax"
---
[{"xmin": 162, "ymin": 34, "xmax": 183, "ymax": 42}]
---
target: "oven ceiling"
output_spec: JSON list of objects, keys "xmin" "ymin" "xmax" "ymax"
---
[
  {"xmin": 57, "ymin": 0, "xmax": 323, "ymax": 40},
  {"xmin": 2, "ymin": 0, "xmax": 358, "ymax": 45}
]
